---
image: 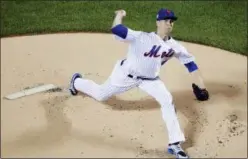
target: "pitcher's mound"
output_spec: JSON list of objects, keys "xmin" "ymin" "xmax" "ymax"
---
[{"xmin": 1, "ymin": 33, "xmax": 247, "ymax": 158}]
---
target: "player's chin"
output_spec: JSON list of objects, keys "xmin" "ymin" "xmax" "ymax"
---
[
  {"xmin": 165, "ymin": 29, "xmax": 172, "ymax": 34},
  {"xmin": 168, "ymin": 28, "xmax": 173, "ymax": 32}
]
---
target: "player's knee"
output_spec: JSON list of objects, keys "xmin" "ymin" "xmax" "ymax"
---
[
  {"xmin": 158, "ymin": 94, "xmax": 177, "ymax": 114},
  {"xmin": 95, "ymin": 94, "xmax": 109, "ymax": 102},
  {"xmin": 156, "ymin": 93, "xmax": 173, "ymax": 106},
  {"xmin": 96, "ymin": 97, "xmax": 107, "ymax": 102}
]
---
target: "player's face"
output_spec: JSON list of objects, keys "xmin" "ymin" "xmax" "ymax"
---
[
  {"xmin": 157, "ymin": 19, "xmax": 174, "ymax": 35},
  {"xmin": 165, "ymin": 19, "xmax": 174, "ymax": 32}
]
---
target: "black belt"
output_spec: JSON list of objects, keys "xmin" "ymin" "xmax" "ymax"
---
[{"xmin": 120, "ymin": 59, "xmax": 159, "ymax": 81}]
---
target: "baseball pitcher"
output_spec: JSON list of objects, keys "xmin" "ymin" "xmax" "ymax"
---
[{"xmin": 69, "ymin": 8, "xmax": 209, "ymax": 158}]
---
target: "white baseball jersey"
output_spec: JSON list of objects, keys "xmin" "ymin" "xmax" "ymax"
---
[{"xmin": 114, "ymin": 27, "xmax": 195, "ymax": 78}]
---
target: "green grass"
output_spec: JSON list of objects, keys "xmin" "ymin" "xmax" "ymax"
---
[{"xmin": 1, "ymin": 1, "xmax": 247, "ymax": 55}]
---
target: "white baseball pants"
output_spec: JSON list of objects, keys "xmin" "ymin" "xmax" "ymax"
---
[{"xmin": 74, "ymin": 60, "xmax": 185, "ymax": 144}]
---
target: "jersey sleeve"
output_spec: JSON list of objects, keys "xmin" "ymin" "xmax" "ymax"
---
[
  {"xmin": 173, "ymin": 42, "xmax": 195, "ymax": 64},
  {"xmin": 172, "ymin": 41, "xmax": 199, "ymax": 72},
  {"xmin": 111, "ymin": 24, "xmax": 142, "ymax": 42}
]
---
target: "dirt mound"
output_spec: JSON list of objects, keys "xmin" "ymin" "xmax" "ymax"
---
[{"xmin": 1, "ymin": 33, "xmax": 247, "ymax": 158}]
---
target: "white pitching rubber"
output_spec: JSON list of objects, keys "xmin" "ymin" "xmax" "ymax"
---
[{"xmin": 4, "ymin": 84, "xmax": 57, "ymax": 100}]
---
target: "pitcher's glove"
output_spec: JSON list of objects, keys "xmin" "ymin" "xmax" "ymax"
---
[{"xmin": 192, "ymin": 83, "xmax": 209, "ymax": 101}]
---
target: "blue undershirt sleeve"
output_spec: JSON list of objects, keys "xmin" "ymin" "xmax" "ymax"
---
[
  {"xmin": 184, "ymin": 61, "xmax": 198, "ymax": 72},
  {"xmin": 111, "ymin": 24, "xmax": 128, "ymax": 39}
]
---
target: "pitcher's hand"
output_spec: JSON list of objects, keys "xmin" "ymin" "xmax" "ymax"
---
[{"xmin": 115, "ymin": 9, "xmax": 126, "ymax": 17}]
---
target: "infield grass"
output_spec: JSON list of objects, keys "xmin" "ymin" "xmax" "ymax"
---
[{"xmin": 1, "ymin": 1, "xmax": 247, "ymax": 55}]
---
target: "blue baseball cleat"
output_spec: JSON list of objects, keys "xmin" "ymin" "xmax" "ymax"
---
[
  {"xmin": 167, "ymin": 143, "xmax": 189, "ymax": 159},
  {"xmin": 69, "ymin": 73, "xmax": 82, "ymax": 96}
]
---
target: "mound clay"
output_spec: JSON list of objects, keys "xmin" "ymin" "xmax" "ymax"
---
[{"xmin": 1, "ymin": 33, "xmax": 247, "ymax": 158}]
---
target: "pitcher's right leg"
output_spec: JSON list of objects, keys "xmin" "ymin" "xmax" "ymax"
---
[
  {"xmin": 69, "ymin": 59, "xmax": 141, "ymax": 102},
  {"xmin": 69, "ymin": 73, "xmax": 138, "ymax": 102}
]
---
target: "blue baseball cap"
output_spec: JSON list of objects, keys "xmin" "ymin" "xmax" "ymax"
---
[{"xmin": 156, "ymin": 8, "xmax": 178, "ymax": 21}]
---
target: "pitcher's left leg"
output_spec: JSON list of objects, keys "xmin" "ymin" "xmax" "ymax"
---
[{"xmin": 138, "ymin": 79, "xmax": 189, "ymax": 158}]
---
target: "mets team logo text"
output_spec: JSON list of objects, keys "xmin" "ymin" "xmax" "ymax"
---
[{"xmin": 144, "ymin": 45, "xmax": 175, "ymax": 58}]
